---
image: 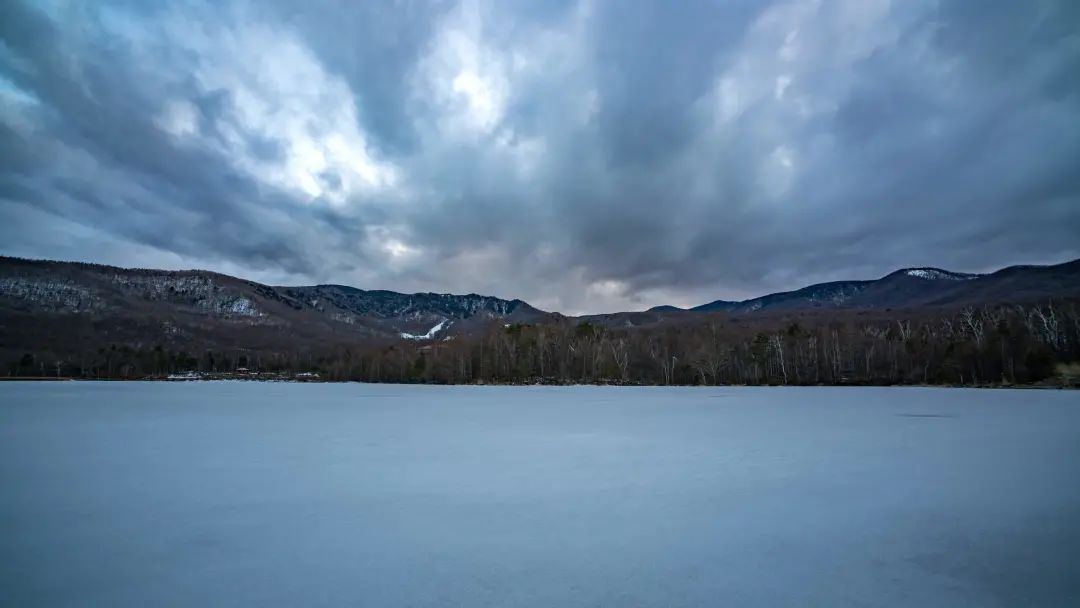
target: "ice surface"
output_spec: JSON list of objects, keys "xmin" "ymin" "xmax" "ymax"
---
[{"xmin": 1, "ymin": 383, "xmax": 1079, "ymax": 607}]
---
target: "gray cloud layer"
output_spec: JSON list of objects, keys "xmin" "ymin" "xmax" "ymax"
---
[{"xmin": 1, "ymin": 0, "xmax": 1078, "ymax": 313}]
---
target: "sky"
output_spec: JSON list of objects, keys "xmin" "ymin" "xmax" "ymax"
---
[{"xmin": 1, "ymin": 0, "xmax": 1078, "ymax": 314}]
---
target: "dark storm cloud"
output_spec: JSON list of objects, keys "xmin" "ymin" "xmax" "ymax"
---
[
  {"xmin": 588, "ymin": 0, "xmax": 763, "ymax": 166},
  {"xmin": 0, "ymin": 0, "xmax": 381, "ymax": 277},
  {"xmin": 1, "ymin": 0, "xmax": 1078, "ymax": 313},
  {"xmin": 257, "ymin": 0, "xmax": 456, "ymax": 154}
]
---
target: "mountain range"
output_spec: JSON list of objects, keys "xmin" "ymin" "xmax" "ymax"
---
[
  {"xmin": 1, "ymin": 256, "xmax": 1078, "ymax": 356},
  {"xmin": 654, "ymin": 263, "xmax": 1080, "ymax": 314}
]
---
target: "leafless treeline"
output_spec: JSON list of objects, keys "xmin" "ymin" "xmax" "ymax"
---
[
  {"xmin": 9, "ymin": 301, "xmax": 1079, "ymax": 386},
  {"xmin": 326, "ymin": 301, "xmax": 1080, "ymax": 385}
]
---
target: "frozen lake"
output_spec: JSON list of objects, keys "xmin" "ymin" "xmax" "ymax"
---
[{"xmin": 1, "ymin": 383, "xmax": 1079, "ymax": 607}]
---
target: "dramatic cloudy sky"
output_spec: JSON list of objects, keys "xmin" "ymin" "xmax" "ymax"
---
[{"xmin": 1, "ymin": 0, "xmax": 1078, "ymax": 313}]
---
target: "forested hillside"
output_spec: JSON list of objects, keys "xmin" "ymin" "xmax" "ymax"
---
[
  {"xmin": 8, "ymin": 300, "xmax": 1078, "ymax": 387},
  {"xmin": 3, "ymin": 257, "xmax": 1079, "ymax": 386}
]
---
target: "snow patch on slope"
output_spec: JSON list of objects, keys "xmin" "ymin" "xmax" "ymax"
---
[
  {"xmin": 226, "ymin": 297, "xmax": 259, "ymax": 317},
  {"xmin": 0, "ymin": 277, "xmax": 103, "ymax": 312},
  {"xmin": 400, "ymin": 319, "xmax": 451, "ymax": 340},
  {"xmin": 904, "ymin": 268, "xmax": 978, "ymax": 281}
]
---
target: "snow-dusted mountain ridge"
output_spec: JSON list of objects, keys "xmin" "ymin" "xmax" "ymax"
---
[{"xmin": 2, "ymin": 257, "xmax": 1078, "ymax": 344}]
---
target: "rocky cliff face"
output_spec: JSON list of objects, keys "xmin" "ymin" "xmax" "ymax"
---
[{"xmin": 0, "ymin": 257, "xmax": 552, "ymax": 355}]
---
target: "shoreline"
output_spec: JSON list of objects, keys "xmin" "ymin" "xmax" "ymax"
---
[{"xmin": 1, "ymin": 376, "xmax": 1074, "ymax": 389}]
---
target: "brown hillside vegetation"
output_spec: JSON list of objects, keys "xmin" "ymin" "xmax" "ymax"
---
[{"xmin": 2, "ymin": 257, "xmax": 1078, "ymax": 385}]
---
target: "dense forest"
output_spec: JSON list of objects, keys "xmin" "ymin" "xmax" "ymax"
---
[{"xmin": 8, "ymin": 300, "xmax": 1080, "ymax": 387}]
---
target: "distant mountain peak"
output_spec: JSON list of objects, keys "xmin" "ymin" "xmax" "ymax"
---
[
  {"xmin": 897, "ymin": 268, "xmax": 980, "ymax": 281},
  {"xmin": 674, "ymin": 260, "xmax": 1078, "ymax": 316},
  {"xmin": 646, "ymin": 305, "xmax": 686, "ymax": 313},
  {"xmin": 0, "ymin": 257, "xmax": 553, "ymax": 343}
]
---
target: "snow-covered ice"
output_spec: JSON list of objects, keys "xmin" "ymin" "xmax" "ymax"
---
[{"xmin": 1, "ymin": 383, "xmax": 1078, "ymax": 607}]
